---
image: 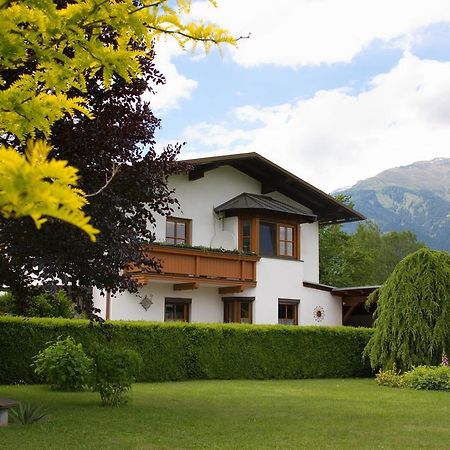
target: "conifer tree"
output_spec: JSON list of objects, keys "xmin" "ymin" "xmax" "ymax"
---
[{"xmin": 364, "ymin": 248, "xmax": 450, "ymax": 372}]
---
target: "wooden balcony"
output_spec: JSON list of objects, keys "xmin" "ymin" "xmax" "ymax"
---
[{"xmin": 128, "ymin": 245, "xmax": 260, "ymax": 293}]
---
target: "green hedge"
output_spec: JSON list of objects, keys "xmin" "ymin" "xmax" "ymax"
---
[{"xmin": 0, "ymin": 316, "xmax": 374, "ymax": 384}]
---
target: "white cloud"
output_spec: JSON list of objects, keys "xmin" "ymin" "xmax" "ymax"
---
[
  {"xmin": 191, "ymin": 0, "xmax": 450, "ymax": 67},
  {"xmin": 145, "ymin": 40, "xmax": 198, "ymax": 114},
  {"xmin": 181, "ymin": 53, "xmax": 450, "ymax": 192}
]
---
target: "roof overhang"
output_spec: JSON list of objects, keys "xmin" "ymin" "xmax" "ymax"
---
[
  {"xmin": 303, "ymin": 281, "xmax": 380, "ymax": 298},
  {"xmin": 183, "ymin": 152, "xmax": 365, "ymax": 224}
]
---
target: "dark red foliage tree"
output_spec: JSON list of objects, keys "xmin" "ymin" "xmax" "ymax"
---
[{"xmin": 0, "ymin": 47, "xmax": 185, "ymax": 316}]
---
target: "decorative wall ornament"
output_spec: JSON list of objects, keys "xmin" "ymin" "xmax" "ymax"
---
[
  {"xmin": 140, "ymin": 294, "xmax": 153, "ymax": 311},
  {"xmin": 313, "ymin": 306, "xmax": 325, "ymax": 322}
]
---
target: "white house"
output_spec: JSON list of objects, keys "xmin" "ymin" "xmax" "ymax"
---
[{"xmin": 94, "ymin": 152, "xmax": 373, "ymax": 326}]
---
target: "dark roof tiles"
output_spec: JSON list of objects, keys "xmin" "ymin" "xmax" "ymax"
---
[{"xmin": 214, "ymin": 193, "xmax": 317, "ymax": 222}]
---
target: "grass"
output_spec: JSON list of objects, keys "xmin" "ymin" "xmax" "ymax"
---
[{"xmin": 1, "ymin": 379, "xmax": 450, "ymax": 449}]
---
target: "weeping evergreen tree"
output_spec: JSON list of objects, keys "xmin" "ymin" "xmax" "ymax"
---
[{"xmin": 364, "ymin": 248, "xmax": 450, "ymax": 372}]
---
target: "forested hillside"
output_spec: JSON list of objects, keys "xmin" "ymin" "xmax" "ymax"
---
[{"xmin": 339, "ymin": 158, "xmax": 450, "ymax": 252}]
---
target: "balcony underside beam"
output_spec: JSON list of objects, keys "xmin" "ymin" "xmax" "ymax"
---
[
  {"xmin": 173, "ymin": 282, "xmax": 199, "ymax": 291},
  {"xmin": 218, "ymin": 285, "xmax": 244, "ymax": 295},
  {"xmin": 132, "ymin": 273, "xmax": 256, "ymax": 289}
]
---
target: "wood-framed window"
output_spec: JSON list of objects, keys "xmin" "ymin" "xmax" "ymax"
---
[
  {"xmin": 278, "ymin": 299, "xmax": 299, "ymax": 325},
  {"xmin": 238, "ymin": 218, "xmax": 258, "ymax": 253},
  {"xmin": 223, "ymin": 297, "xmax": 254, "ymax": 324},
  {"xmin": 166, "ymin": 217, "xmax": 191, "ymax": 245},
  {"xmin": 278, "ymin": 224, "xmax": 295, "ymax": 257},
  {"xmin": 164, "ymin": 298, "xmax": 191, "ymax": 322},
  {"xmin": 241, "ymin": 219, "xmax": 252, "ymax": 252},
  {"xmin": 259, "ymin": 221, "xmax": 299, "ymax": 259},
  {"xmin": 238, "ymin": 217, "xmax": 300, "ymax": 259}
]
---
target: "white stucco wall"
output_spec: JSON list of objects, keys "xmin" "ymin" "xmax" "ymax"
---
[
  {"xmin": 163, "ymin": 167, "xmax": 261, "ymax": 249},
  {"xmin": 300, "ymin": 222, "xmax": 320, "ymax": 283},
  {"xmin": 93, "ymin": 163, "xmax": 343, "ymax": 326},
  {"xmin": 94, "ymin": 283, "xmax": 224, "ymax": 323},
  {"xmin": 298, "ymin": 287, "xmax": 342, "ymax": 326},
  {"xmin": 93, "ymin": 277, "xmax": 342, "ymax": 326}
]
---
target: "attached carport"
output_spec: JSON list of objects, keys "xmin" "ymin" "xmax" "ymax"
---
[{"xmin": 303, "ymin": 282, "xmax": 380, "ymax": 327}]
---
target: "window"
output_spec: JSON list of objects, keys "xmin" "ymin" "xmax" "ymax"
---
[
  {"xmin": 166, "ymin": 217, "xmax": 191, "ymax": 245},
  {"xmin": 223, "ymin": 297, "xmax": 254, "ymax": 323},
  {"xmin": 278, "ymin": 298, "xmax": 300, "ymax": 325},
  {"xmin": 278, "ymin": 299, "xmax": 299, "ymax": 325},
  {"xmin": 259, "ymin": 222, "xmax": 277, "ymax": 256},
  {"xmin": 279, "ymin": 225, "xmax": 295, "ymax": 257},
  {"xmin": 259, "ymin": 221, "xmax": 297, "ymax": 258},
  {"xmin": 164, "ymin": 298, "xmax": 191, "ymax": 322},
  {"xmin": 241, "ymin": 219, "xmax": 252, "ymax": 252},
  {"xmin": 239, "ymin": 217, "xmax": 299, "ymax": 259}
]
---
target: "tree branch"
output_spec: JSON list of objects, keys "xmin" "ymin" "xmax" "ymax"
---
[
  {"xmin": 146, "ymin": 25, "xmax": 250, "ymax": 44},
  {"xmin": 86, "ymin": 164, "xmax": 120, "ymax": 197},
  {"xmin": 130, "ymin": 0, "xmax": 167, "ymax": 15}
]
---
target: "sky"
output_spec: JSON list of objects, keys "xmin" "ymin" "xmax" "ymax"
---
[{"xmin": 149, "ymin": 0, "xmax": 450, "ymax": 193}]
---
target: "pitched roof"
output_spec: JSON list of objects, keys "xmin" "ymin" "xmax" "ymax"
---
[
  {"xmin": 183, "ymin": 152, "xmax": 365, "ymax": 224},
  {"xmin": 214, "ymin": 193, "xmax": 317, "ymax": 223}
]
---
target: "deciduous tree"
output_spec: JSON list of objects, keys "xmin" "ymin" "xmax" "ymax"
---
[
  {"xmin": 320, "ymin": 219, "xmax": 424, "ymax": 287},
  {"xmin": 0, "ymin": 44, "xmax": 183, "ymax": 315},
  {"xmin": 0, "ymin": 0, "xmax": 234, "ymax": 237}
]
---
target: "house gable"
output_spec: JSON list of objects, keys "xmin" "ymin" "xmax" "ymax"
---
[{"xmin": 184, "ymin": 152, "xmax": 365, "ymax": 224}]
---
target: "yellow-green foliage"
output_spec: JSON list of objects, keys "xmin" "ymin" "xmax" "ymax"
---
[
  {"xmin": 364, "ymin": 248, "xmax": 450, "ymax": 372},
  {"xmin": 0, "ymin": 0, "xmax": 234, "ymax": 238},
  {"xmin": 404, "ymin": 365, "xmax": 450, "ymax": 391},
  {"xmin": 375, "ymin": 369, "xmax": 406, "ymax": 388},
  {"xmin": 0, "ymin": 141, "xmax": 99, "ymax": 240},
  {"xmin": 0, "ymin": 0, "xmax": 234, "ymax": 140}
]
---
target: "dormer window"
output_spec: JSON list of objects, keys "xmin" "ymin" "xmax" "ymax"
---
[{"xmin": 166, "ymin": 217, "xmax": 191, "ymax": 245}]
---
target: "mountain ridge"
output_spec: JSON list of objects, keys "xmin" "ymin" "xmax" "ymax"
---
[{"xmin": 337, "ymin": 158, "xmax": 450, "ymax": 252}]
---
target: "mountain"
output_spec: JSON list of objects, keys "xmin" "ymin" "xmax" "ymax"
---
[{"xmin": 338, "ymin": 158, "xmax": 450, "ymax": 252}]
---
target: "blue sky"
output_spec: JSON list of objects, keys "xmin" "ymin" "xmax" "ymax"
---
[{"xmin": 150, "ymin": 2, "xmax": 450, "ymax": 192}]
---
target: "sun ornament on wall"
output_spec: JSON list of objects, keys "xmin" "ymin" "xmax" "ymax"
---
[
  {"xmin": 140, "ymin": 294, "xmax": 153, "ymax": 311},
  {"xmin": 313, "ymin": 306, "xmax": 325, "ymax": 322}
]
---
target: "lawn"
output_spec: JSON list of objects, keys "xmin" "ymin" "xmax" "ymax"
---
[{"xmin": 1, "ymin": 379, "xmax": 450, "ymax": 449}]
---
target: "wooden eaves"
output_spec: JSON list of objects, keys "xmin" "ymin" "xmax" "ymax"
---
[{"xmin": 184, "ymin": 152, "xmax": 366, "ymax": 225}]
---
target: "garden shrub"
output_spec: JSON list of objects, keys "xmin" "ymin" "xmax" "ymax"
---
[
  {"xmin": 0, "ymin": 316, "xmax": 373, "ymax": 384},
  {"xmin": 27, "ymin": 290, "xmax": 74, "ymax": 319},
  {"xmin": 0, "ymin": 292, "xmax": 16, "ymax": 314},
  {"xmin": 0, "ymin": 290, "xmax": 74, "ymax": 318},
  {"xmin": 404, "ymin": 366, "xmax": 450, "ymax": 391},
  {"xmin": 375, "ymin": 369, "xmax": 405, "ymax": 388},
  {"xmin": 94, "ymin": 347, "xmax": 142, "ymax": 406},
  {"xmin": 34, "ymin": 336, "xmax": 93, "ymax": 390}
]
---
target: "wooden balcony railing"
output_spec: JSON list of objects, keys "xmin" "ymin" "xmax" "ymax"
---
[{"xmin": 128, "ymin": 245, "xmax": 260, "ymax": 289}]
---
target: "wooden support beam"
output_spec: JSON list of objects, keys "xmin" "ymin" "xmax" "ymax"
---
[
  {"xmin": 218, "ymin": 285, "xmax": 244, "ymax": 295},
  {"xmin": 135, "ymin": 276, "xmax": 147, "ymax": 285},
  {"xmin": 173, "ymin": 282, "xmax": 199, "ymax": 291},
  {"xmin": 342, "ymin": 298, "xmax": 366, "ymax": 307},
  {"xmin": 343, "ymin": 304, "xmax": 357, "ymax": 325}
]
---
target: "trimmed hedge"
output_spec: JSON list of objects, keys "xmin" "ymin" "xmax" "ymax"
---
[{"xmin": 0, "ymin": 316, "xmax": 374, "ymax": 384}]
